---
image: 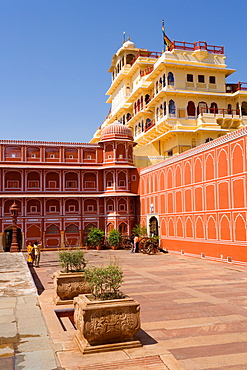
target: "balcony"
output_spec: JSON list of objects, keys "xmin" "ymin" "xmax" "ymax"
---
[
  {"xmin": 130, "ymin": 51, "xmax": 162, "ymax": 66},
  {"xmin": 170, "ymin": 41, "xmax": 224, "ymax": 54},
  {"xmin": 226, "ymin": 82, "xmax": 247, "ymax": 93}
]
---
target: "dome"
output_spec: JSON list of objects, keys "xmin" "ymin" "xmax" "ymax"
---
[
  {"xmin": 122, "ymin": 40, "xmax": 135, "ymax": 49},
  {"xmin": 100, "ymin": 121, "xmax": 133, "ymax": 142}
]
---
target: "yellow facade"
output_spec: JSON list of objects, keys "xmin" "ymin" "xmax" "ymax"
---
[{"xmin": 91, "ymin": 39, "xmax": 247, "ymax": 167}]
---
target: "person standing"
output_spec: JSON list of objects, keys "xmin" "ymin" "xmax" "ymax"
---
[
  {"xmin": 131, "ymin": 235, "xmax": 139, "ymax": 253},
  {"xmin": 27, "ymin": 241, "xmax": 34, "ymax": 266},
  {"xmin": 33, "ymin": 240, "xmax": 41, "ymax": 267}
]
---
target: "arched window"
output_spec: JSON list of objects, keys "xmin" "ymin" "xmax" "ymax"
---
[
  {"xmin": 163, "ymin": 101, "xmax": 166, "ymax": 116},
  {"xmin": 46, "ymin": 224, "xmax": 59, "ymax": 234},
  {"xmin": 227, "ymin": 104, "xmax": 232, "ymax": 114},
  {"xmin": 156, "ymin": 81, "xmax": 158, "ymax": 94},
  {"xmin": 210, "ymin": 102, "xmax": 218, "ymax": 114},
  {"xmin": 127, "ymin": 113, "xmax": 132, "ymax": 121},
  {"xmin": 156, "ymin": 107, "xmax": 159, "ymax": 119},
  {"xmin": 168, "ymin": 100, "xmax": 176, "ymax": 115},
  {"xmin": 236, "ymin": 103, "xmax": 240, "ymax": 115},
  {"xmin": 163, "ymin": 74, "xmax": 166, "ymax": 87},
  {"xmin": 168, "ymin": 72, "xmax": 174, "ymax": 86},
  {"xmin": 197, "ymin": 101, "xmax": 208, "ymax": 115},
  {"xmin": 242, "ymin": 101, "xmax": 247, "ymax": 116},
  {"xmin": 160, "ymin": 104, "xmax": 163, "ymax": 117},
  {"xmin": 65, "ymin": 224, "xmax": 79, "ymax": 233},
  {"xmin": 205, "ymin": 138, "xmax": 213, "ymax": 143},
  {"xmin": 187, "ymin": 101, "xmax": 196, "ymax": 117},
  {"xmin": 159, "ymin": 77, "xmax": 162, "ymax": 89},
  {"xmin": 145, "ymin": 94, "xmax": 150, "ymax": 105},
  {"xmin": 134, "ymin": 102, "xmax": 137, "ymax": 115},
  {"xmin": 119, "ymin": 222, "xmax": 128, "ymax": 234}
]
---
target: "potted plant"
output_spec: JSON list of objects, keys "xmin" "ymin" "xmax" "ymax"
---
[
  {"xmin": 87, "ymin": 227, "xmax": 104, "ymax": 250},
  {"xmin": 53, "ymin": 249, "xmax": 90, "ymax": 305},
  {"xmin": 73, "ymin": 261, "xmax": 142, "ymax": 354},
  {"xmin": 108, "ymin": 229, "xmax": 122, "ymax": 250}
]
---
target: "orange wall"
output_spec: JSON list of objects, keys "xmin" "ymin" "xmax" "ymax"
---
[{"xmin": 140, "ymin": 127, "xmax": 247, "ymax": 263}]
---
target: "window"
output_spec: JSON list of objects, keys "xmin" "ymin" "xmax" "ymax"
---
[
  {"xmin": 30, "ymin": 206, "xmax": 37, "ymax": 213},
  {"xmin": 85, "ymin": 181, "xmax": 95, "ymax": 188},
  {"xmin": 48, "ymin": 181, "xmax": 57, "ymax": 188},
  {"xmin": 132, "ymin": 175, "xmax": 136, "ymax": 181},
  {"xmin": 205, "ymin": 138, "xmax": 213, "ymax": 143},
  {"xmin": 119, "ymin": 154, "xmax": 123, "ymax": 159},
  {"xmin": 66, "ymin": 181, "xmax": 76, "ymax": 188},
  {"xmin": 209, "ymin": 76, "xmax": 216, "ymax": 84},
  {"xmin": 28, "ymin": 181, "xmax": 39, "ymax": 188},
  {"xmin": 107, "ymin": 181, "xmax": 112, "ymax": 187},
  {"xmin": 187, "ymin": 74, "xmax": 193, "ymax": 82},
  {"xmin": 107, "ymin": 204, "xmax": 114, "ymax": 212},
  {"xmin": 68, "ymin": 205, "xmax": 76, "ymax": 212},
  {"xmin": 49, "ymin": 206, "xmax": 56, "ymax": 213},
  {"xmin": 119, "ymin": 180, "xmax": 125, "ymax": 187},
  {"xmin": 69, "ymin": 155, "xmax": 73, "ymax": 159},
  {"xmin": 198, "ymin": 75, "xmax": 205, "ymax": 83},
  {"xmin": 50, "ymin": 154, "xmax": 55, "ymax": 159},
  {"xmin": 7, "ymin": 181, "xmax": 19, "ymax": 188},
  {"xmin": 168, "ymin": 72, "xmax": 174, "ymax": 86},
  {"xmin": 87, "ymin": 205, "xmax": 94, "ymax": 212},
  {"xmin": 31, "ymin": 154, "xmax": 36, "ymax": 158},
  {"xmin": 108, "ymin": 155, "xmax": 112, "ymax": 159},
  {"xmin": 119, "ymin": 204, "xmax": 126, "ymax": 211},
  {"xmin": 87, "ymin": 155, "xmax": 92, "ymax": 159},
  {"xmin": 11, "ymin": 154, "xmax": 16, "ymax": 158}
]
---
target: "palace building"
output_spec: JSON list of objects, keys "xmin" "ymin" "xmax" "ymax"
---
[
  {"xmin": 0, "ymin": 123, "xmax": 139, "ymax": 251},
  {"xmin": 2, "ymin": 34, "xmax": 247, "ymax": 264},
  {"xmin": 90, "ymin": 38, "xmax": 247, "ymax": 167}
]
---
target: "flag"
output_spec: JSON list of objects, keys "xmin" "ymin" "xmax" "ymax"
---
[{"xmin": 161, "ymin": 20, "xmax": 172, "ymax": 50}]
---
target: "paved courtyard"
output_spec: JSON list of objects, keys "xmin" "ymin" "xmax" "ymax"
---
[
  {"xmin": 35, "ymin": 250, "xmax": 247, "ymax": 369},
  {"xmin": 2, "ymin": 249, "xmax": 247, "ymax": 369}
]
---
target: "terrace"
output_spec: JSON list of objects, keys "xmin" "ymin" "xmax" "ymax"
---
[{"xmin": 170, "ymin": 40, "xmax": 224, "ymax": 54}]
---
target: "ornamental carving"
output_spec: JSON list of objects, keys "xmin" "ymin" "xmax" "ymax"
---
[
  {"xmin": 74, "ymin": 294, "xmax": 141, "ymax": 347},
  {"xmin": 53, "ymin": 271, "xmax": 90, "ymax": 304}
]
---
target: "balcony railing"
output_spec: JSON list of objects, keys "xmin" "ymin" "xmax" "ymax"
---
[
  {"xmin": 199, "ymin": 108, "xmax": 241, "ymax": 117},
  {"xmin": 170, "ymin": 41, "xmax": 224, "ymax": 54},
  {"xmin": 130, "ymin": 51, "xmax": 162, "ymax": 66},
  {"xmin": 140, "ymin": 65, "xmax": 154, "ymax": 77},
  {"xmin": 144, "ymin": 120, "xmax": 155, "ymax": 132},
  {"xmin": 226, "ymin": 82, "xmax": 247, "ymax": 93}
]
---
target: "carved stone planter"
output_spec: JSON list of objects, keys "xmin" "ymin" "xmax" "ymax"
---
[
  {"xmin": 53, "ymin": 271, "xmax": 90, "ymax": 305},
  {"xmin": 73, "ymin": 294, "xmax": 142, "ymax": 353}
]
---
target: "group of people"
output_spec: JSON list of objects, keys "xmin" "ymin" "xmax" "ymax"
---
[{"xmin": 27, "ymin": 240, "xmax": 41, "ymax": 267}]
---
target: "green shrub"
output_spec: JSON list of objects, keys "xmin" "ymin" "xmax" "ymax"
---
[
  {"xmin": 87, "ymin": 227, "xmax": 104, "ymax": 247},
  {"xmin": 85, "ymin": 262, "xmax": 124, "ymax": 300},
  {"xmin": 58, "ymin": 250, "xmax": 87, "ymax": 273},
  {"xmin": 132, "ymin": 224, "xmax": 147, "ymax": 237},
  {"xmin": 108, "ymin": 229, "xmax": 122, "ymax": 248}
]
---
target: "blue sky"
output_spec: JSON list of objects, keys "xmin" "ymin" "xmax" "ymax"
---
[{"xmin": 0, "ymin": 0, "xmax": 246, "ymax": 143}]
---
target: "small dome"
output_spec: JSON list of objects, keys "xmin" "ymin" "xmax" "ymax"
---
[
  {"xmin": 122, "ymin": 40, "xmax": 135, "ymax": 49},
  {"xmin": 100, "ymin": 121, "xmax": 133, "ymax": 142}
]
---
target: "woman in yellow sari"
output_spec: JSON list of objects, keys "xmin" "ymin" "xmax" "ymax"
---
[{"xmin": 27, "ymin": 241, "xmax": 34, "ymax": 265}]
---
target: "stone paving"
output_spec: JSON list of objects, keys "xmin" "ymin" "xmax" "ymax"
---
[
  {"xmin": 0, "ymin": 253, "xmax": 59, "ymax": 370},
  {"xmin": 2, "ymin": 250, "xmax": 247, "ymax": 369},
  {"xmin": 33, "ymin": 250, "xmax": 247, "ymax": 369}
]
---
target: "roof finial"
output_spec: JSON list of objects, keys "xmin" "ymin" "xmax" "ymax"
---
[
  {"xmin": 128, "ymin": 35, "xmax": 130, "ymax": 41},
  {"xmin": 123, "ymin": 31, "xmax": 126, "ymax": 44}
]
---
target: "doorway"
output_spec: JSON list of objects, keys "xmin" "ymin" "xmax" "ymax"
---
[
  {"xmin": 149, "ymin": 216, "xmax": 159, "ymax": 237},
  {"xmin": 3, "ymin": 226, "xmax": 22, "ymax": 252}
]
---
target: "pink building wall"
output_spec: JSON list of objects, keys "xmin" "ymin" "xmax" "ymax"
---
[{"xmin": 140, "ymin": 127, "xmax": 247, "ymax": 264}]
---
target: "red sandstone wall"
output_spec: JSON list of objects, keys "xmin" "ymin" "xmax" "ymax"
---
[{"xmin": 140, "ymin": 127, "xmax": 247, "ymax": 264}]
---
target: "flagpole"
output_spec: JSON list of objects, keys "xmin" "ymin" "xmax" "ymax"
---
[{"xmin": 161, "ymin": 19, "xmax": 166, "ymax": 52}]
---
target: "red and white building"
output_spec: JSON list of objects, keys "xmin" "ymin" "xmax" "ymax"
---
[{"xmin": 0, "ymin": 122, "xmax": 139, "ymax": 251}]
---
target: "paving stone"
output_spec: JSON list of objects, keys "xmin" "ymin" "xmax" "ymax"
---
[{"xmin": 15, "ymin": 349, "xmax": 58, "ymax": 370}]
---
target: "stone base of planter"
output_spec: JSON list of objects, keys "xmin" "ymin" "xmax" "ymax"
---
[
  {"xmin": 53, "ymin": 271, "xmax": 90, "ymax": 305},
  {"xmin": 74, "ymin": 331, "xmax": 142, "ymax": 354},
  {"xmin": 73, "ymin": 294, "xmax": 142, "ymax": 354}
]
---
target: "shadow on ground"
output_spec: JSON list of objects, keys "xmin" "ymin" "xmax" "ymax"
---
[{"xmin": 28, "ymin": 265, "xmax": 45, "ymax": 295}]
